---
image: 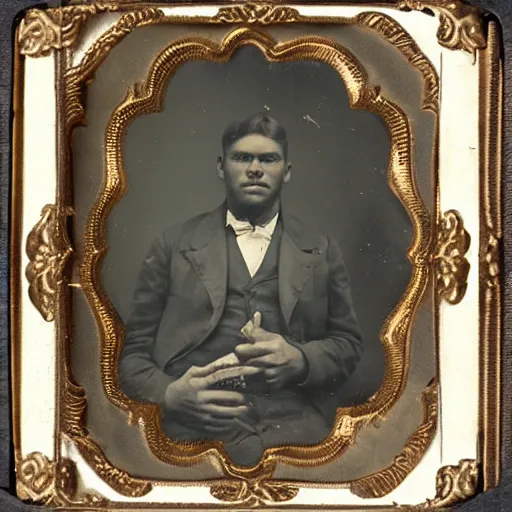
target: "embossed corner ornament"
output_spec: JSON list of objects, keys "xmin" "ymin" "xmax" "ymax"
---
[
  {"xmin": 25, "ymin": 205, "xmax": 73, "ymax": 321},
  {"xmin": 18, "ymin": 4, "xmax": 118, "ymax": 57},
  {"xmin": 16, "ymin": 452, "xmax": 106, "ymax": 507},
  {"xmin": 419, "ymin": 459, "xmax": 479, "ymax": 508},
  {"xmin": 434, "ymin": 210, "xmax": 470, "ymax": 305},
  {"xmin": 399, "ymin": 0, "xmax": 486, "ymax": 57}
]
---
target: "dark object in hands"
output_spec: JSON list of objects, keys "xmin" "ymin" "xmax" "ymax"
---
[{"xmin": 209, "ymin": 374, "xmax": 247, "ymax": 391}]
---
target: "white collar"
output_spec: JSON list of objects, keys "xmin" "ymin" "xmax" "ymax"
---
[{"xmin": 226, "ymin": 210, "xmax": 279, "ymax": 236}]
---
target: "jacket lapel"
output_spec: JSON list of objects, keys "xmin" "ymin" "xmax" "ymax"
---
[
  {"xmin": 181, "ymin": 206, "xmax": 227, "ymax": 325},
  {"xmin": 181, "ymin": 206, "xmax": 322, "ymax": 330},
  {"xmin": 279, "ymin": 214, "xmax": 322, "ymax": 326}
]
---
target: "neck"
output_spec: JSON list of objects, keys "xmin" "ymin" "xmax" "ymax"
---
[{"xmin": 227, "ymin": 199, "xmax": 280, "ymax": 226}]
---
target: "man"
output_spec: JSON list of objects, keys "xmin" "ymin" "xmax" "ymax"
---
[{"xmin": 119, "ymin": 113, "xmax": 363, "ymax": 467}]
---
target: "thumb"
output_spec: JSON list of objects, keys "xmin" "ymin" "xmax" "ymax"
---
[{"xmin": 252, "ymin": 311, "xmax": 262, "ymax": 330}]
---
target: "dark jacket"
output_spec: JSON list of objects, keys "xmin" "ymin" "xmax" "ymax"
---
[{"xmin": 119, "ymin": 205, "xmax": 363, "ymax": 418}]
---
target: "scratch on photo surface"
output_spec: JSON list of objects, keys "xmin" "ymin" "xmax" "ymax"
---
[{"xmin": 303, "ymin": 114, "xmax": 320, "ymax": 128}]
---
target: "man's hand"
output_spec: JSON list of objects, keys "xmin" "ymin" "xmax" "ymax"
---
[
  {"xmin": 235, "ymin": 312, "xmax": 307, "ymax": 389},
  {"xmin": 163, "ymin": 362, "xmax": 260, "ymax": 433}
]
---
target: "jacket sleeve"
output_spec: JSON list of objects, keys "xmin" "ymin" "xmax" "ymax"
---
[
  {"xmin": 293, "ymin": 238, "xmax": 363, "ymax": 388},
  {"xmin": 118, "ymin": 231, "xmax": 176, "ymax": 405}
]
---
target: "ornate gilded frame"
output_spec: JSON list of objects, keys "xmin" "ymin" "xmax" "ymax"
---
[{"xmin": 10, "ymin": 1, "xmax": 501, "ymax": 509}]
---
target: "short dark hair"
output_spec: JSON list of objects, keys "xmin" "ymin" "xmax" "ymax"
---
[{"xmin": 221, "ymin": 113, "xmax": 288, "ymax": 159}]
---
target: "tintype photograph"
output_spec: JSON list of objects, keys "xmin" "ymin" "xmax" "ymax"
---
[
  {"xmin": 10, "ymin": 1, "xmax": 502, "ymax": 509},
  {"xmin": 104, "ymin": 47, "xmax": 409, "ymax": 467}
]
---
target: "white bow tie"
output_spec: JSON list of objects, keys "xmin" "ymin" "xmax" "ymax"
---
[{"xmin": 229, "ymin": 218, "xmax": 272, "ymax": 241}]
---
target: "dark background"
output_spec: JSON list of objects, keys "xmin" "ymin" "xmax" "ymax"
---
[
  {"xmin": 103, "ymin": 44, "xmax": 410, "ymax": 407},
  {"xmin": 1, "ymin": 1, "xmax": 511, "ymax": 510}
]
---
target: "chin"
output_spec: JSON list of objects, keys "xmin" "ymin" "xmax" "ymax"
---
[
  {"xmin": 236, "ymin": 190, "xmax": 268, "ymax": 203},
  {"xmin": 229, "ymin": 188, "xmax": 280, "ymax": 213},
  {"xmin": 231, "ymin": 197, "xmax": 270, "ymax": 214},
  {"xmin": 239, "ymin": 196, "xmax": 272, "ymax": 209}
]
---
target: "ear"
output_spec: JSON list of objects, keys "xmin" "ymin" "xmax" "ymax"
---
[
  {"xmin": 216, "ymin": 156, "xmax": 224, "ymax": 180},
  {"xmin": 284, "ymin": 162, "xmax": 292, "ymax": 184}
]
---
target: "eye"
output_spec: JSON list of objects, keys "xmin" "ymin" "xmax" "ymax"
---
[{"xmin": 232, "ymin": 154, "xmax": 252, "ymax": 162}]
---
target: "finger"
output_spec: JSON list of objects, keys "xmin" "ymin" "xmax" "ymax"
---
[
  {"xmin": 187, "ymin": 364, "xmax": 222, "ymax": 380},
  {"xmin": 202, "ymin": 404, "xmax": 249, "ymax": 419},
  {"xmin": 265, "ymin": 373, "xmax": 284, "ymax": 387},
  {"xmin": 241, "ymin": 312, "xmax": 263, "ymax": 339},
  {"xmin": 200, "ymin": 366, "xmax": 262, "ymax": 388},
  {"xmin": 250, "ymin": 330, "xmax": 277, "ymax": 344},
  {"xmin": 249, "ymin": 326, "xmax": 274, "ymax": 342},
  {"xmin": 240, "ymin": 318, "xmax": 254, "ymax": 338},
  {"xmin": 252, "ymin": 311, "xmax": 262, "ymax": 329},
  {"xmin": 198, "ymin": 390, "xmax": 246, "ymax": 405},
  {"xmin": 235, "ymin": 344, "xmax": 260, "ymax": 358},
  {"xmin": 244, "ymin": 354, "xmax": 277, "ymax": 368},
  {"xmin": 191, "ymin": 353, "xmax": 241, "ymax": 379},
  {"xmin": 185, "ymin": 365, "xmax": 209, "ymax": 378},
  {"xmin": 264, "ymin": 368, "xmax": 280, "ymax": 379},
  {"xmin": 235, "ymin": 342, "xmax": 274, "ymax": 359}
]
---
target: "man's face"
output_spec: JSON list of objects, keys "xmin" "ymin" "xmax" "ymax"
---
[{"xmin": 218, "ymin": 134, "xmax": 291, "ymax": 210}]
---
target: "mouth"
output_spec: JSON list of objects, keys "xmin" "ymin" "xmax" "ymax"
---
[{"xmin": 241, "ymin": 182, "xmax": 270, "ymax": 190}]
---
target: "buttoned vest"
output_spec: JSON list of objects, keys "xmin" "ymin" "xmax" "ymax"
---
[{"xmin": 167, "ymin": 222, "xmax": 284, "ymax": 379}]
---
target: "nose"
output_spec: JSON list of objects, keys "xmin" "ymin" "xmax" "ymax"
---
[
  {"xmin": 247, "ymin": 158, "xmax": 263, "ymax": 179},
  {"xmin": 247, "ymin": 168, "xmax": 264, "ymax": 180}
]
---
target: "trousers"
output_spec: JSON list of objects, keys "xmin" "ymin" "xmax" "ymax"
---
[{"xmin": 161, "ymin": 390, "xmax": 330, "ymax": 467}]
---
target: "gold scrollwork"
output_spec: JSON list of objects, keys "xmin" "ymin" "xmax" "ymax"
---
[
  {"xmin": 213, "ymin": 2, "xmax": 300, "ymax": 24},
  {"xmin": 72, "ymin": 437, "xmax": 152, "ymax": 498},
  {"xmin": 210, "ymin": 465, "xmax": 299, "ymax": 506},
  {"xmin": 19, "ymin": 0, "xmax": 478, "ymax": 72},
  {"xmin": 65, "ymin": 7, "xmax": 165, "ymax": 134},
  {"xmin": 64, "ymin": 8, "xmax": 439, "ymax": 126},
  {"xmin": 355, "ymin": 12, "xmax": 439, "ymax": 113},
  {"xmin": 350, "ymin": 380, "xmax": 438, "ymax": 499},
  {"xmin": 11, "ymin": 0, "xmax": 491, "ymax": 505},
  {"xmin": 420, "ymin": 459, "xmax": 478, "ymax": 508},
  {"xmin": 37, "ymin": 0, "xmax": 438, "ymax": 500},
  {"xmin": 62, "ymin": 378, "xmax": 88, "ymax": 439},
  {"xmin": 479, "ymin": 21, "xmax": 502, "ymax": 490},
  {"xmin": 25, "ymin": 204, "xmax": 73, "ymax": 322},
  {"xmin": 79, "ymin": 25, "xmax": 431, "ymax": 484},
  {"xmin": 434, "ymin": 210, "xmax": 471, "ymax": 305},
  {"xmin": 484, "ymin": 233, "xmax": 500, "ymax": 289},
  {"xmin": 399, "ymin": 0, "xmax": 486, "ymax": 57},
  {"xmin": 16, "ymin": 452, "xmax": 106, "ymax": 507},
  {"xmin": 334, "ymin": 415, "xmax": 356, "ymax": 439},
  {"xmin": 18, "ymin": 4, "xmax": 118, "ymax": 58}
]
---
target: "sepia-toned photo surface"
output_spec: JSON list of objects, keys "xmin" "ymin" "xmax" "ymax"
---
[
  {"xmin": 11, "ymin": 2, "xmax": 502, "ymax": 508},
  {"xmin": 104, "ymin": 45, "xmax": 409, "ymax": 467},
  {"xmin": 69, "ymin": 20, "xmax": 438, "ymax": 480}
]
